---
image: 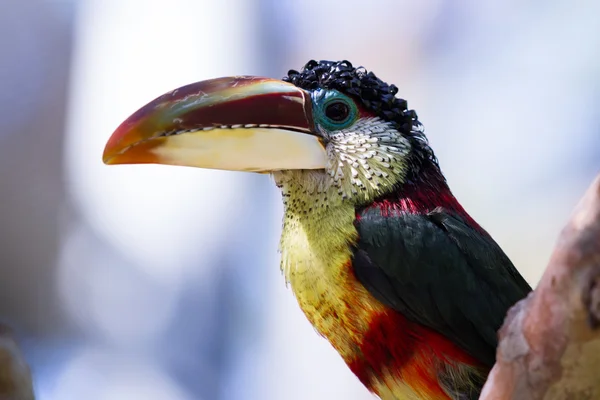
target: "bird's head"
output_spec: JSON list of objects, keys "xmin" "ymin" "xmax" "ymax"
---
[{"xmin": 103, "ymin": 60, "xmax": 440, "ymax": 206}]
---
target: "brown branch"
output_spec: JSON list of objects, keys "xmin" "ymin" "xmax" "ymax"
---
[
  {"xmin": 480, "ymin": 174, "xmax": 600, "ymax": 400},
  {"xmin": 0, "ymin": 325, "xmax": 34, "ymax": 400}
]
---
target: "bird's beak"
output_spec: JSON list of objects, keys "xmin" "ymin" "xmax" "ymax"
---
[{"xmin": 102, "ymin": 77, "xmax": 326, "ymax": 172}]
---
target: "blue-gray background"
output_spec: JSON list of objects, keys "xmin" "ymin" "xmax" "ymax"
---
[{"xmin": 1, "ymin": 1, "xmax": 599, "ymax": 399}]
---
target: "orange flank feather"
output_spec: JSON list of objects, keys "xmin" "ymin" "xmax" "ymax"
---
[{"xmin": 354, "ymin": 310, "xmax": 480, "ymax": 399}]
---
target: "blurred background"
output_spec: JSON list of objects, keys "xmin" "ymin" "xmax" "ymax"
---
[{"xmin": 1, "ymin": 0, "xmax": 599, "ymax": 399}]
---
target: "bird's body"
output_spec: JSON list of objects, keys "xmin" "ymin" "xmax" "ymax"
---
[
  {"xmin": 103, "ymin": 60, "xmax": 532, "ymax": 399},
  {"xmin": 276, "ymin": 161, "xmax": 498, "ymax": 399},
  {"xmin": 279, "ymin": 174, "xmax": 485, "ymax": 399}
]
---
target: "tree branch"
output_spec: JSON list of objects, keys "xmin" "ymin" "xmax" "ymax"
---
[
  {"xmin": 480, "ymin": 174, "xmax": 600, "ymax": 399},
  {"xmin": 0, "ymin": 325, "xmax": 34, "ymax": 400}
]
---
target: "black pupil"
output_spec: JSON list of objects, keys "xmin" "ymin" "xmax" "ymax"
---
[{"xmin": 325, "ymin": 101, "xmax": 350, "ymax": 122}]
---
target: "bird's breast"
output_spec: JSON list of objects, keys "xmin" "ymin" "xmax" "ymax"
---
[
  {"xmin": 288, "ymin": 252, "xmax": 386, "ymax": 360},
  {"xmin": 280, "ymin": 206, "xmax": 381, "ymax": 360}
]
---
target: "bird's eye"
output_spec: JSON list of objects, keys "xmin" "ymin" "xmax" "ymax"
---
[
  {"xmin": 325, "ymin": 101, "xmax": 350, "ymax": 123},
  {"xmin": 312, "ymin": 90, "xmax": 358, "ymax": 131}
]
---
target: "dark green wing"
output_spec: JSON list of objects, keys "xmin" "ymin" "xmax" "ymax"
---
[{"xmin": 353, "ymin": 207, "xmax": 532, "ymax": 367}]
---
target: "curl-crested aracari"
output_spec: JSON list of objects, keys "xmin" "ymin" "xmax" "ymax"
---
[{"xmin": 103, "ymin": 60, "xmax": 531, "ymax": 400}]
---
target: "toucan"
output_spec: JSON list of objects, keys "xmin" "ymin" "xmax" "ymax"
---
[{"xmin": 103, "ymin": 60, "xmax": 531, "ymax": 399}]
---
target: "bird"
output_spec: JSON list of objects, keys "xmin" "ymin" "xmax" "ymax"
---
[{"xmin": 102, "ymin": 60, "xmax": 532, "ymax": 400}]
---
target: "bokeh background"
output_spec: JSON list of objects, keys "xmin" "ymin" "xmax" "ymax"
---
[{"xmin": 1, "ymin": 0, "xmax": 599, "ymax": 399}]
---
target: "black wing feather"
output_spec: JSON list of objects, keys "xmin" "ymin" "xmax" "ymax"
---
[{"xmin": 353, "ymin": 207, "xmax": 531, "ymax": 367}]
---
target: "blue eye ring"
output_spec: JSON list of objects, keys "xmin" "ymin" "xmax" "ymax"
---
[{"xmin": 314, "ymin": 90, "xmax": 358, "ymax": 131}]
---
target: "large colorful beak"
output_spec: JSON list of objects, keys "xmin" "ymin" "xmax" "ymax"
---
[{"xmin": 102, "ymin": 77, "xmax": 326, "ymax": 172}]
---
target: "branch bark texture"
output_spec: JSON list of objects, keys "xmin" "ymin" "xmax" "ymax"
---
[
  {"xmin": 0, "ymin": 325, "xmax": 34, "ymax": 400},
  {"xmin": 480, "ymin": 174, "xmax": 600, "ymax": 399}
]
